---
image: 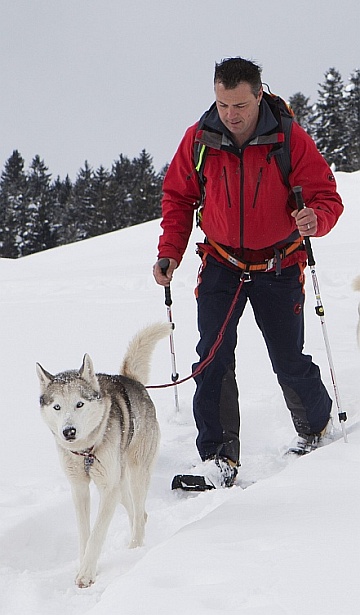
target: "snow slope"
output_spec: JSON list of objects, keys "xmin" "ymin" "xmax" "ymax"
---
[{"xmin": 0, "ymin": 171, "xmax": 359, "ymax": 614}]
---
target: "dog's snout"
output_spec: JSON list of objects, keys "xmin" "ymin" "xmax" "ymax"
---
[{"xmin": 63, "ymin": 426, "xmax": 77, "ymax": 441}]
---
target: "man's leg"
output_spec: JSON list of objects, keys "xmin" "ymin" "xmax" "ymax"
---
[
  {"xmin": 248, "ymin": 264, "xmax": 332, "ymax": 435},
  {"xmin": 193, "ymin": 256, "xmax": 247, "ymax": 463}
]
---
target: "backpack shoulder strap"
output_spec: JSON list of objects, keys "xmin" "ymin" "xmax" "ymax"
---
[
  {"xmin": 262, "ymin": 91, "xmax": 294, "ymax": 188},
  {"xmin": 193, "ymin": 109, "xmax": 212, "ymax": 209},
  {"xmin": 194, "ymin": 141, "xmax": 208, "ymax": 222},
  {"xmin": 274, "ymin": 114, "xmax": 293, "ymax": 189}
]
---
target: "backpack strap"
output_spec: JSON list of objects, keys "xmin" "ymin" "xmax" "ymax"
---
[
  {"xmin": 270, "ymin": 114, "xmax": 293, "ymax": 189},
  {"xmin": 193, "ymin": 108, "xmax": 212, "ymax": 212},
  {"xmin": 261, "ymin": 91, "xmax": 293, "ymax": 189}
]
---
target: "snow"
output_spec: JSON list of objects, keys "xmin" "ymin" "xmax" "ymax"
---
[
  {"xmin": 326, "ymin": 72, "xmax": 336, "ymax": 82},
  {"xmin": 1, "ymin": 171, "xmax": 360, "ymax": 615}
]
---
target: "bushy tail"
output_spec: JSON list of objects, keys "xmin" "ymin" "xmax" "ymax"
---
[
  {"xmin": 352, "ymin": 276, "xmax": 360, "ymax": 348},
  {"xmin": 120, "ymin": 322, "xmax": 172, "ymax": 384}
]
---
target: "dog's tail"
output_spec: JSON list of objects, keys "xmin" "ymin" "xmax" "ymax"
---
[{"xmin": 120, "ymin": 322, "xmax": 172, "ymax": 385}]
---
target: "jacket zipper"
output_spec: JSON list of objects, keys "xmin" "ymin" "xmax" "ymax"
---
[
  {"xmin": 222, "ymin": 167, "xmax": 231, "ymax": 208},
  {"xmin": 252, "ymin": 167, "xmax": 263, "ymax": 208},
  {"xmin": 239, "ymin": 154, "xmax": 244, "ymax": 247}
]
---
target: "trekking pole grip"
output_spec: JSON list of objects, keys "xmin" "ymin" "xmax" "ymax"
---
[
  {"xmin": 158, "ymin": 258, "xmax": 172, "ymax": 306},
  {"xmin": 292, "ymin": 186, "xmax": 315, "ymax": 266}
]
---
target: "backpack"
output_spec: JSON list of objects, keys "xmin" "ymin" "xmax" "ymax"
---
[{"xmin": 194, "ymin": 90, "xmax": 294, "ymax": 209}]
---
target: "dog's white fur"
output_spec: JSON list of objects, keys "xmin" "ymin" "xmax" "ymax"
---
[
  {"xmin": 353, "ymin": 275, "xmax": 360, "ymax": 347},
  {"xmin": 36, "ymin": 322, "xmax": 170, "ymax": 588}
]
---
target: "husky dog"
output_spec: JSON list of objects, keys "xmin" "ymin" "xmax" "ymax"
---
[
  {"xmin": 353, "ymin": 275, "xmax": 360, "ymax": 346},
  {"xmin": 36, "ymin": 322, "xmax": 170, "ymax": 588}
]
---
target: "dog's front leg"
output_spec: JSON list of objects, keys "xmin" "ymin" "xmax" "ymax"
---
[
  {"xmin": 75, "ymin": 486, "xmax": 117, "ymax": 588},
  {"xmin": 70, "ymin": 480, "xmax": 91, "ymax": 560}
]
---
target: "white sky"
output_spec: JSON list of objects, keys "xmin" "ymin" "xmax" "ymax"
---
[{"xmin": 0, "ymin": 0, "xmax": 359, "ymax": 179}]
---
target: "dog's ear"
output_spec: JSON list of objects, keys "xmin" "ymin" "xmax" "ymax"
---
[
  {"xmin": 36, "ymin": 363, "xmax": 54, "ymax": 391},
  {"xmin": 79, "ymin": 354, "xmax": 100, "ymax": 392}
]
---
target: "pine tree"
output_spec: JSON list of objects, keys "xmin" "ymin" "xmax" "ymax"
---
[
  {"xmin": 343, "ymin": 69, "xmax": 360, "ymax": 171},
  {"xmin": 128, "ymin": 150, "xmax": 162, "ymax": 226},
  {"xmin": 313, "ymin": 68, "xmax": 347, "ymax": 170},
  {"xmin": 70, "ymin": 161, "xmax": 95, "ymax": 241},
  {"xmin": 0, "ymin": 150, "xmax": 27, "ymax": 258},
  {"xmin": 51, "ymin": 175, "xmax": 74, "ymax": 244},
  {"xmin": 100, "ymin": 158, "xmax": 128, "ymax": 232},
  {"xmin": 23, "ymin": 155, "xmax": 53, "ymax": 255},
  {"xmin": 89, "ymin": 165, "xmax": 112, "ymax": 236},
  {"xmin": 288, "ymin": 92, "xmax": 314, "ymax": 136},
  {"xmin": 109, "ymin": 154, "xmax": 139, "ymax": 229}
]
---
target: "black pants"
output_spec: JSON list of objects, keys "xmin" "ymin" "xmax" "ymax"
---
[{"xmin": 193, "ymin": 256, "xmax": 332, "ymax": 464}]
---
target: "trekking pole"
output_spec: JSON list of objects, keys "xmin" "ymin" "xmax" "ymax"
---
[
  {"xmin": 293, "ymin": 186, "xmax": 348, "ymax": 442},
  {"xmin": 158, "ymin": 258, "xmax": 180, "ymax": 412}
]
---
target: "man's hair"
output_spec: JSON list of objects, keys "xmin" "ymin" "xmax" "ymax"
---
[{"xmin": 214, "ymin": 57, "xmax": 262, "ymax": 96}]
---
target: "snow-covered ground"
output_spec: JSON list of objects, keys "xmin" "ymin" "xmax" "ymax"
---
[{"xmin": 0, "ymin": 171, "xmax": 359, "ymax": 615}]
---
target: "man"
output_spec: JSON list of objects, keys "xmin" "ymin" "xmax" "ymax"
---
[{"xmin": 153, "ymin": 57, "xmax": 343, "ymax": 489}]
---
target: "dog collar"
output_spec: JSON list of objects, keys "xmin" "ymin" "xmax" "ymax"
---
[{"xmin": 71, "ymin": 446, "xmax": 99, "ymax": 474}]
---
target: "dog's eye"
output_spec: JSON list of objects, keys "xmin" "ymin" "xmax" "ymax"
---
[
  {"xmin": 76, "ymin": 401, "xmax": 84, "ymax": 408},
  {"xmin": 53, "ymin": 404, "xmax": 61, "ymax": 411}
]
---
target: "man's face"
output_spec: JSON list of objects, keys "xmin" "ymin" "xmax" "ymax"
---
[{"xmin": 215, "ymin": 81, "xmax": 262, "ymax": 146}]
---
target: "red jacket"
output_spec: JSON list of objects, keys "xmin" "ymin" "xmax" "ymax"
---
[{"xmin": 158, "ymin": 99, "xmax": 343, "ymax": 268}]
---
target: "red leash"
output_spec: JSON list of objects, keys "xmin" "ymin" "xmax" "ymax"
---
[{"xmin": 147, "ymin": 277, "xmax": 245, "ymax": 390}]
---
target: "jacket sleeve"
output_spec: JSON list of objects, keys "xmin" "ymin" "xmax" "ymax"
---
[
  {"xmin": 288, "ymin": 122, "xmax": 344, "ymax": 236},
  {"xmin": 157, "ymin": 124, "xmax": 201, "ymax": 265}
]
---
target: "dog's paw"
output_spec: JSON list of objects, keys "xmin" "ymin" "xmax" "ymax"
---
[
  {"xmin": 75, "ymin": 568, "xmax": 96, "ymax": 588},
  {"xmin": 128, "ymin": 534, "xmax": 144, "ymax": 549},
  {"xmin": 128, "ymin": 539, "xmax": 141, "ymax": 549}
]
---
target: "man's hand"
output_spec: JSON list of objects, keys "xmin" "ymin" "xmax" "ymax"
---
[
  {"xmin": 291, "ymin": 207, "xmax": 318, "ymax": 236},
  {"xmin": 153, "ymin": 258, "xmax": 178, "ymax": 286}
]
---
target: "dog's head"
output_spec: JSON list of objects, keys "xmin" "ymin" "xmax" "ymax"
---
[{"xmin": 36, "ymin": 354, "xmax": 105, "ymax": 449}]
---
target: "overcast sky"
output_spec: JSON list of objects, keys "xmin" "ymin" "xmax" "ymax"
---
[{"xmin": 0, "ymin": 0, "xmax": 358, "ymax": 180}]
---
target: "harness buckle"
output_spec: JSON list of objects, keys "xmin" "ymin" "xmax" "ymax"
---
[{"xmin": 265, "ymin": 257, "xmax": 275, "ymax": 271}]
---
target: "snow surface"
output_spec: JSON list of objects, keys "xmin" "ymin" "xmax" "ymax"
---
[{"xmin": 0, "ymin": 171, "xmax": 360, "ymax": 615}]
